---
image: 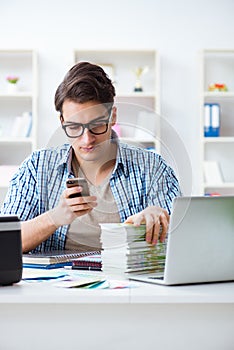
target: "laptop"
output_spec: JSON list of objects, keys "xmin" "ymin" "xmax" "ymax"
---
[{"xmin": 129, "ymin": 196, "xmax": 234, "ymax": 285}]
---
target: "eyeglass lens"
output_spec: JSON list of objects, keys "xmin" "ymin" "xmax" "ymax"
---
[{"xmin": 63, "ymin": 118, "xmax": 109, "ymax": 138}]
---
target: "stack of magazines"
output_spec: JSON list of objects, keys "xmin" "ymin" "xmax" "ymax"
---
[{"xmin": 100, "ymin": 223, "xmax": 166, "ymax": 278}]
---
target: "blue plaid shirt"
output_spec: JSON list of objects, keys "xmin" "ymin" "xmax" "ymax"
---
[{"xmin": 1, "ymin": 142, "xmax": 181, "ymax": 252}]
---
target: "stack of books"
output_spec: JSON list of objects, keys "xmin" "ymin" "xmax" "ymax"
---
[
  {"xmin": 23, "ymin": 250, "xmax": 101, "ymax": 269},
  {"xmin": 100, "ymin": 223, "xmax": 166, "ymax": 278}
]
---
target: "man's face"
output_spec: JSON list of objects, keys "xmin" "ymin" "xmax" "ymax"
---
[{"xmin": 61, "ymin": 100, "xmax": 116, "ymax": 163}]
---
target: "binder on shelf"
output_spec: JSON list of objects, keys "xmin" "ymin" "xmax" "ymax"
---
[
  {"xmin": 11, "ymin": 112, "xmax": 32, "ymax": 138},
  {"xmin": 135, "ymin": 111, "xmax": 156, "ymax": 141},
  {"xmin": 22, "ymin": 112, "xmax": 32, "ymax": 137},
  {"xmin": 211, "ymin": 104, "xmax": 220, "ymax": 136},
  {"xmin": 204, "ymin": 103, "xmax": 220, "ymax": 137},
  {"xmin": 11, "ymin": 116, "xmax": 23, "ymax": 138},
  {"xmin": 203, "ymin": 161, "xmax": 223, "ymax": 184}
]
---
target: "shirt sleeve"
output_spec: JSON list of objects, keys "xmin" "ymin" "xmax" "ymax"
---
[
  {"xmin": 0, "ymin": 153, "xmax": 39, "ymax": 220},
  {"xmin": 146, "ymin": 156, "xmax": 182, "ymax": 214}
]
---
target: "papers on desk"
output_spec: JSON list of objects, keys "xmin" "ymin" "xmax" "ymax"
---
[
  {"xmin": 54, "ymin": 276, "xmax": 105, "ymax": 289},
  {"xmin": 22, "ymin": 267, "xmax": 134, "ymax": 289},
  {"xmin": 100, "ymin": 223, "xmax": 166, "ymax": 278},
  {"xmin": 22, "ymin": 268, "xmax": 68, "ymax": 281},
  {"xmin": 54, "ymin": 277, "xmax": 133, "ymax": 289},
  {"xmin": 23, "ymin": 268, "xmax": 104, "ymax": 288}
]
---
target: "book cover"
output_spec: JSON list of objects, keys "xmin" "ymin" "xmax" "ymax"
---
[
  {"xmin": 23, "ymin": 250, "xmax": 101, "ymax": 266},
  {"xmin": 72, "ymin": 254, "xmax": 102, "ymax": 271}
]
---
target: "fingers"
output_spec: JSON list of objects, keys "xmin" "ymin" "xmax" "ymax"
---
[
  {"xmin": 65, "ymin": 195, "xmax": 97, "ymax": 208},
  {"xmin": 125, "ymin": 206, "xmax": 170, "ymax": 246},
  {"xmin": 64, "ymin": 186, "xmax": 97, "ymax": 207},
  {"xmin": 66, "ymin": 196, "xmax": 97, "ymax": 214},
  {"xmin": 52, "ymin": 187, "xmax": 97, "ymax": 227},
  {"xmin": 125, "ymin": 214, "xmax": 145, "ymax": 226},
  {"xmin": 147, "ymin": 210, "xmax": 169, "ymax": 245},
  {"xmin": 64, "ymin": 186, "xmax": 82, "ymax": 199},
  {"xmin": 150, "ymin": 217, "xmax": 161, "ymax": 245},
  {"xmin": 159, "ymin": 211, "xmax": 169, "ymax": 243}
]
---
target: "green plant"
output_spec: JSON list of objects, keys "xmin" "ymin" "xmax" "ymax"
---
[{"xmin": 6, "ymin": 76, "xmax": 19, "ymax": 84}]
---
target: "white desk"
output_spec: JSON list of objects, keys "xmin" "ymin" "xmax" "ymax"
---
[{"xmin": 0, "ymin": 275, "xmax": 234, "ymax": 350}]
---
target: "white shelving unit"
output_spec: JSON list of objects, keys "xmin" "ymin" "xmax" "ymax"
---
[
  {"xmin": 0, "ymin": 49, "xmax": 38, "ymax": 205},
  {"xmin": 200, "ymin": 49, "xmax": 234, "ymax": 195},
  {"xmin": 74, "ymin": 49, "xmax": 160, "ymax": 152}
]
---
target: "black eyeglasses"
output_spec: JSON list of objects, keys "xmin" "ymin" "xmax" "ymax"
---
[{"xmin": 62, "ymin": 115, "xmax": 111, "ymax": 138}]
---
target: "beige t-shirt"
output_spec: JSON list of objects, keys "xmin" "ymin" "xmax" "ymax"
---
[{"xmin": 65, "ymin": 173, "xmax": 121, "ymax": 251}]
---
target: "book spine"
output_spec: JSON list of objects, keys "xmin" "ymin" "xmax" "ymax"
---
[
  {"xmin": 204, "ymin": 103, "xmax": 211, "ymax": 137},
  {"xmin": 211, "ymin": 104, "xmax": 220, "ymax": 137}
]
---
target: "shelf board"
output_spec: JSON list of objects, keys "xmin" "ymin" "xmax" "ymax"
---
[
  {"xmin": 116, "ymin": 92, "xmax": 155, "ymax": 98},
  {"xmin": 204, "ymin": 49, "xmax": 234, "ymax": 53},
  {"xmin": 120, "ymin": 137, "xmax": 155, "ymax": 143},
  {"xmin": 0, "ymin": 92, "xmax": 33, "ymax": 98},
  {"xmin": 203, "ymin": 91, "xmax": 234, "ymax": 98},
  {"xmin": 203, "ymin": 137, "xmax": 234, "ymax": 143},
  {"xmin": 0, "ymin": 49, "xmax": 34, "ymax": 54},
  {"xmin": 75, "ymin": 48, "xmax": 157, "ymax": 54},
  {"xmin": 0, "ymin": 137, "xmax": 33, "ymax": 144},
  {"xmin": 204, "ymin": 182, "xmax": 234, "ymax": 188},
  {"xmin": 0, "ymin": 184, "xmax": 10, "ymax": 189}
]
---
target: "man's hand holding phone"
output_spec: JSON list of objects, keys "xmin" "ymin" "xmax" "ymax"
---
[
  {"xmin": 66, "ymin": 178, "xmax": 90, "ymax": 198},
  {"xmin": 49, "ymin": 178, "xmax": 97, "ymax": 228}
]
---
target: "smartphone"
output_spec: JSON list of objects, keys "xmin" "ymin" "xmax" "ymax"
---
[{"xmin": 66, "ymin": 177, "xmax": 90, "ymax": 198}]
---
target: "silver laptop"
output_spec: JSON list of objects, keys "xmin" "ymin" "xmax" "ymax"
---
[{"xmin": 129, "ymin": 196, "xmax": 234, "ymax": 285}]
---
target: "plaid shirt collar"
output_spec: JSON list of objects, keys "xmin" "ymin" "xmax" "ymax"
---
[{"xmin": 56, "ymin": 131, "xmax": 128, "ymax": 177}]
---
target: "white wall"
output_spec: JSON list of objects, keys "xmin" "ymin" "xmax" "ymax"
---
[{"xmin": 1, "ymin": 0, "xmax": 234, "ymax": 194}]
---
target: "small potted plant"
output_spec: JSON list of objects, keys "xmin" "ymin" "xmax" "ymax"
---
[
  {"xmin": 208, "ymin": 83, "xmax": 228, "ymax": 92},
  {"xmin": 6, "ymin": 75, "xmax": 19, "ymax": 93}
]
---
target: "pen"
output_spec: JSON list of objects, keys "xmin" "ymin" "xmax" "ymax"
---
[{"xmin": 72, "ymin": 266, "xmax": 102, "ymax": 271}]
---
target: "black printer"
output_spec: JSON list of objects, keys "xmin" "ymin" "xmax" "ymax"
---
[{"xmin": 0, "ymin": 216, "xmax": 22, "ymax": 285}]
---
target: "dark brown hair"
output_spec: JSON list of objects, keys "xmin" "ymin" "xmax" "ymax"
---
[{"xmin": 54, "ymin": 61, "xmax": 116, "ymax": 114}]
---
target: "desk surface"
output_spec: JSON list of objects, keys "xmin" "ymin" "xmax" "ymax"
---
[
  {"xmin": 1, "ymin": 270, "xmax": 234, "ymax": 350},
  {"xmin": 1, "ymin": 269, "xmax": 234, "ymax": 304}
]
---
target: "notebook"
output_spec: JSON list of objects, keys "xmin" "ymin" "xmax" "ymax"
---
[
  {"xmin": 129, "ymin": 196, "xmax": 234, "ymax": 285},
  {"xmin": 23, "ymin": 250, "xmax": 101, "ymax": 269},
  {"xmin": 72, "ymin": 254, "xmax": 102, "ymax": 271}
]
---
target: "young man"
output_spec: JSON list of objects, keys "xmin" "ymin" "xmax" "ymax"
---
[{"xmin": 1, "ymin": 62, "xmax": 181, "ymax": 253}]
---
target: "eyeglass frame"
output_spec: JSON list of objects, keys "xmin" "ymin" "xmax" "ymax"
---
[{"xmin": 61, "ymin": 113, "xmax": 112, "ymax": 138}]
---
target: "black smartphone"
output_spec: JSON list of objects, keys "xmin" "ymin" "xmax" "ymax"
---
[{"xmin": 66, "ymin": 177, "xmax": 90, "ymax": 198}]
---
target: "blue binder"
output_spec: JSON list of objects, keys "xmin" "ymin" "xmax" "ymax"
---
[{"xmin": 204, "ymin": 103, "xmax": 220, "ymax": 137}]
